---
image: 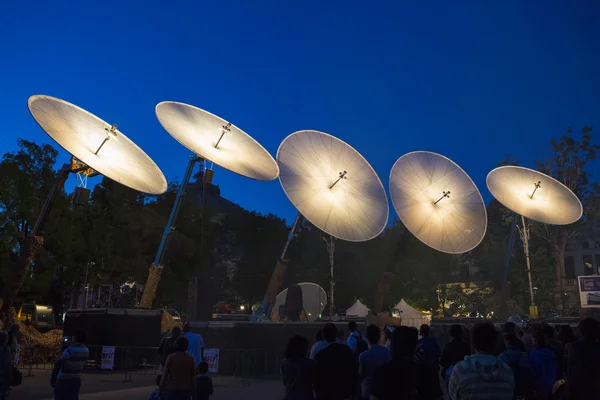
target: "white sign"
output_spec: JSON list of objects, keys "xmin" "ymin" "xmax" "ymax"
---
[
  {"xmin": 204, "ymin": 348, "xmax": 219, "ymax": 373},
  {"xmin": 578, "ymin": 276, "xmax": 600, "ymax": 308},
  {"xmin": 101, "ymin": 346, "xmax": 115, "ymax": 370}
]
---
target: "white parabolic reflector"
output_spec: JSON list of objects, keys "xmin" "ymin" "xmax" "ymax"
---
[
  {"xmin": 390, "ymin": 151, "xmax": 487, "ymax": 254},
  {"xmin": 486, "ymin": 166, "xmax": 583, "ymax": 225},
  {"xmin": 271, "ymin": 282, "xmax": 327, "ymax": 322},
  {"xmin": 277, "ymin": 130, "xmax": 389, "ymax": 242},
  {"xmin": 155, "ymin": 101, "xmax": 278, "ymax": 181},
  {"xmin": 28, "ymin": 95, "xmax": 167, "ymax": 195}
]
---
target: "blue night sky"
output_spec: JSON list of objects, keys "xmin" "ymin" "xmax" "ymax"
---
[{"xmin": 1, "ymin": 1, "xmax": 599, "ymax": 224}]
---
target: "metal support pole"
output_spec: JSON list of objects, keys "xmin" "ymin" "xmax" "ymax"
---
[
  {"xmin": 520, "ymin": 215, "xmax": 538, "ymax": 317},
  {"xmin": 323, "ymin": 235, "xmax": 336, "ymax": 317},
  {"xmin": 498, "ymin": 212, "xmax": 518, "ymax": 320},
  {"xmin": 153, "ymin": 156, "xmax": 200, "ymax": 267}
]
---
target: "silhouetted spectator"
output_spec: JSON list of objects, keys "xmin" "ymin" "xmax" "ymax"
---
[
  {"xmin": 522, "ymin": 322, "xmax": 542, "ymax": 354},
  {"xmin": 440, "ymin": 325, "xmax": 471, "ymax": 385},
  {"xmin": 371, "ymin": 326, "xmax": 424, "ymax": 399},
  {"xmin": 52, "ymin": 329, "xmax": 89, "ymax": 400},
  {"xmin": 359, "ymin": 324, "xmax": 390, "ymax": 400},
  {"xmin": 567, "ymin": 318, "xmax": 600, "ymax": 400},
  {"xmin": 310, "ymin": 330, "xmax": 327, "ymax": 360},
  {"xmin": 314, "ymin": 323, "xmax": 358, "ymax": 400},
  {"xmin": 558, "ymin": 325, "xmax": 576, "ymax": 376},
  {"xmin": 281, "ymin": 335, "xmax": 315, "ymax": 400},
  {"xmin": 504, "ymin": 321, "xmax": 525, "ymax": 351},
  {"xmin": 499, "ymin": 333, "xmax": 534, "ymax": 400},
  {"xmin": 0, "ymin": 331, "xmax": 11, "ymax": 400},
  {"xmin": 417, "ymin": 324, "xmax": 442, "ymax": 399},
  {"xmin": 183, "ymin": 323, "xmax": 204, "ymax": 370},
  {"xmin": 196, "ymin": 361, "xmax": 213, "ymax": 400},
  {"xmin": 347, "ymin": 321, "xmax": 368, "ymax": 357},
  {"xmin": 384, "ymin": 326, "xmax": 392, "ymax": 350},
  {"xmin": 7, "ymin": 324, "xmax": 19, "ymax": 366},
  {"xmin": 159, "ymin": 327, "xmax": 182, "ymax": 374},
  {"xmin": 336, "ymin": 328, "xmax": 344, "ymax": 344},
  {"xmin": 159, "ymin": 336, "xmax": 196, "ymax": 400},
  {"xmin": 448, "ymin": 322, "xmax": 514, "ymax": 400},
  {"xmin": 530, "ymin": 330, "xmax": 558, "ymax": 400}
]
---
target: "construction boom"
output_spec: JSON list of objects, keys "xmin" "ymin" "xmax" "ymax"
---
[
  {"xmin": 1, "ymin": 161, "xmax": 90, "ymax": 318},
  {"xmin": 251, "ymin": 213, "xmax": 303, "ymax": 321},
  {"xmin": 139, "ymin": 156, "xmax": 201, "ymax": 309}
]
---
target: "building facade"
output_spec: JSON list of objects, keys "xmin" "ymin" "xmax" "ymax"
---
[{"xmin": 564, "ymin": 221, "xmax": 600, "ymax": 311}]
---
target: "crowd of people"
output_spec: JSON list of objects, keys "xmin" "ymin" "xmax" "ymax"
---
[
  {"xmin": 153, "ymin": 322, "xmax": 212, "ymax": 400},
  {"xmin": 42, "ymin": 322, "xmax": 211, "ymax": 400},
  {"xmin": 280, "ymin": 318, "xmax": 600, "ymax": 400},
  {"xmin": 3, "ymin": 316, "xmax": 599, "ymax": 400}
]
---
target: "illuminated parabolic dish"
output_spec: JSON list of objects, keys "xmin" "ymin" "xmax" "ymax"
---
[
  {"xmin": 155, "ymin": 101, "xmax": 278, "ymax": 181},
  {"xmin": 390, "ymin": 151, "xmax": 487, "ymax": 254},
  {"xmin": 277, "ymin": 130, "xmax": 389, "ymax": 242},
  {"xmin": 271, "ymin": 282, "xmax": 328, "ymax": 323},
  {"xmin": 486, "ymin": 166, "xmax": 583, "ymax": 225},
  {"xmin": 28, "ymin": 95, "xmax": 167, "ymax": 195}
]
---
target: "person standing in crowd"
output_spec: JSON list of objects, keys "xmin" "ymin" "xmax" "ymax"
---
[
  {"xmin": 281, "ymin": 335, "xmax": 315, "ymax": 400},
  {"xmin": 558, "ymin": 325, "xmax": 576, "ymax": 376},
  {"xmin": 347, "ymin": 321, "xmax": 367, "ymax": 356},
  {"xmin": 52, "ymin": 329, "xmax": 89, "ymax": 400},
  {"xmin": 499, "ymin": 333, "xmax": 534, "ymax": 400},
  {"xmin": 417, "ymin": 324, "xmax": 440, "ymax": 369},
  {"xmin": 0, "ymin": 331, "xmax": 11, "ymax": 400},
  {"xmin": 159, "ymin": 327, "xmax": 182, "ymax": 375},
  {"xmin": 543, "ymin": 324, "xmax": 561, "ymax": 353},
  {"xmin": 522, "ymin": 323, "xmax": 542, "ymax": 354},
  {"xmin": 310, "ymin": 330, "xmax": 327, "ymax": 360},
  {"xmin": 336, "ymin": 328, "xmax": 344, "ymax": 344},
  {"xmin": 371, "ymin": 325, "xmax": 424, "ymax": 399},
  {"xmin": 359, "ymin": 324, "xmax": 390, "ymax": 400},
  {"xmin": 440, "ymin": 324, "xmax": 471, "ymax": 387},
  {"xmin": 448, "ymin": 322, "xmax": 514, "ymax": 400},
  {"xmin": 383, "ymin": 327, "xmax": 392, "ymax": 350},
  {"xmin": 159, "ymin": 336, "xmax": 196, "ymax": 400},
  {"xmin": 567, "ymin": 318, "xmax": 600, "ymax": 400},
  {"xmin": 503, "ymin": 322, "xmax": 525, "ymax": 351},
  {"xmin": 529, "ymin": 330, "xmax": 558, "ymax": 400},
  {"xmin": 183, "ymin": 323, "xmax": 204, "ymax": 370},
  {"xmin": 314, "ymin": 323, "xmax": 358, "ymax": 400},
  {"xmin": 416, "ymin": 324, "xmax": 442, "ymax": 399},
  {"xmin": 196, "ymin": 361, "xmax": 214, "ymax": 400},
  {"xmin": 8, "ymin": 324, "xmax": 19, "ymax": 366}
]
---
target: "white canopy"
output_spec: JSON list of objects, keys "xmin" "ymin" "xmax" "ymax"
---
[
  {"xmin": 346, "ymin": 300, "xmax": 370, "ymax": 317},
  {"xmin": 393, "ymin": 299, "xmax": 430, "ymax": 328}
]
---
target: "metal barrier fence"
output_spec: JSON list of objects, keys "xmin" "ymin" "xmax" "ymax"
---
[{"xmin": 19, "ymin": 346, "xmax": 284, "ymax": 382}]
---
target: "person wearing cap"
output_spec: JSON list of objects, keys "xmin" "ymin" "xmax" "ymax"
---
[{"xmin": 183, "ymin": 322, "xmax": 204, "ymax": 370}]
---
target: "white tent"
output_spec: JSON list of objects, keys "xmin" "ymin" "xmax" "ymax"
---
[
  {"xmin": 393, "ymin": 299, "xmax": 430, "ymax": 328},
  {"xmin": 346, "ymin": 300, "xmax": 370, "ymax": 317}
]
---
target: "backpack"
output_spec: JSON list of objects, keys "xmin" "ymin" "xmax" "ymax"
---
[
  {"xmin": 505, "ymin": 352, "xmax": 533, "ymax": 397},
  {"xmin": 355, "ymin": 334, "xmax": 368, "ymax": 356}
]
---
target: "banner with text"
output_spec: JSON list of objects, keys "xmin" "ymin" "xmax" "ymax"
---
[
  {"xmin": 578, "ymin": 276, "xmax": 600, "ymax": 308},
  {"xmin": 204, "ymin": 348, "xmax": 219, "ymax": 373},
  {"xmin": 101, "ymin": 346, "xmax": 116, "ymax": 370}
]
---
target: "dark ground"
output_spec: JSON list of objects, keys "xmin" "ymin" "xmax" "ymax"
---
[{"xmin": 12, "ymin": 370, "xmax": 282, "ymax": 400}]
